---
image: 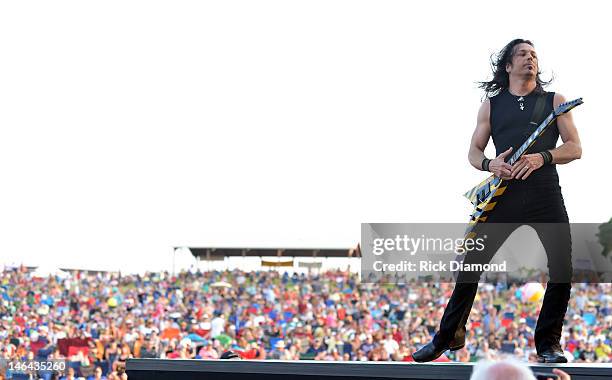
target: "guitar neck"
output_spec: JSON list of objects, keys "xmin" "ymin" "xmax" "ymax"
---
[{"xmin": 507, "ymin": 112, "xmax": 556, "ymax": 166}]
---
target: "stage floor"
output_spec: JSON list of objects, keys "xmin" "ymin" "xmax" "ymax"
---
[{"xmin": 127, "ymin": 359, "xmax": 612, "ymax": 380}]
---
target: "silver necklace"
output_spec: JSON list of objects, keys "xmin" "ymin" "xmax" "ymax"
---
[{"xmin": 516, "ymin": 96, "xmax": 525, "ymax": 111}]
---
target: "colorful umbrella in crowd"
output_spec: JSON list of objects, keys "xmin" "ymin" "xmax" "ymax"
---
[
  {"xmin": 214, "ymin": 334, "xmax": 232, "ymax": 347},
  {"xmin": 161, "ymin": 327, "xmax": 180, "ymax": 340},
  {"xmin": 187, "ymin": 333, "xmax": 207, "ymax": 343}
]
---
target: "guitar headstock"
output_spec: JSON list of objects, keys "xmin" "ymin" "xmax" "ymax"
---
[{"xmin": 554, "ymin": 97, "xmax": 583, "ymax": 116}]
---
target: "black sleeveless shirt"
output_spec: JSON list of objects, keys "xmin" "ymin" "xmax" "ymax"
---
[{"xmin": 490, "ymin": 89, "xmax": 560, "ymax": 186}]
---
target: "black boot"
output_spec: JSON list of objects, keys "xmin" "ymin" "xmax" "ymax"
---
[
  {"xmin": 537, "ymin": 347, "xmax": 567, "ymax": 363},
  {"xmin": 411, "ymin": 340, "xmax": 449, "ymax": 362},
  {"xmin": 412, "ymin": 328, "xmax": 466, "ymax": 362}
]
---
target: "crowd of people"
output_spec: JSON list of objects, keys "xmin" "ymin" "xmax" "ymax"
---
[{"xmin": 0, "ymin": 265, "xmax": 610, "ymax": 379}]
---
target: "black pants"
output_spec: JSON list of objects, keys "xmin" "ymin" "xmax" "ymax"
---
[{"xmin": 433, "ymin": 178, "xmax": 572, "ymax": 354}]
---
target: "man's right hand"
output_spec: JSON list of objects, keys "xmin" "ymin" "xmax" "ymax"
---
[
  {"xmin": 550, "ymin": 368, "xmax": 571, "ymax": 380},
  {"xmin": 488, "ymin": 147, "xmax": 513, "ymax": 180}
]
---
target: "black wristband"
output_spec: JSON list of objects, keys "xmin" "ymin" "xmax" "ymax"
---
[
  {"xmin": 539, "ymin": 151, "xmax": 553, "ymax": 165},
  {"xmin": 481, "ymin": 158, "xmax": 491, "ymax": 172}
]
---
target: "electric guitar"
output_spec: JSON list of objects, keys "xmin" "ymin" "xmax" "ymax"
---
[{"xmin": 463, "ymin": 97, "xmax": 584, "ymax": 238}]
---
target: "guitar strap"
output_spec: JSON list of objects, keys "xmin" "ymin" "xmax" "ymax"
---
[
  {"xmin": 530, "ymin": 92, "xmax": 548, "ymax": 128},
  {"xmin": 520, "ymin": 92, "xmax": 548, "ymax": 155}
]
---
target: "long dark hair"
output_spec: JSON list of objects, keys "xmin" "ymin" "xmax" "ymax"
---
[{"xmin": 479, "ymin": 39, "xmax": 552, "ymax": 98}]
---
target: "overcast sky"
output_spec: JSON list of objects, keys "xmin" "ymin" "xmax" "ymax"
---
[{"xmin": 1, "ymin": 1, "xmax": 610, "ymax": 273}]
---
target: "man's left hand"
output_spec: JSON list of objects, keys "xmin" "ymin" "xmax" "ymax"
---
[{"xmin": 510, "ymin": 153, "xmax": 544, "ymax": 180}]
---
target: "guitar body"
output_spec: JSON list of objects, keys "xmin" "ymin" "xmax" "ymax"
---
[{"xmin": 463, "ymin": 175, "xmax": 508, "ymax": 237}]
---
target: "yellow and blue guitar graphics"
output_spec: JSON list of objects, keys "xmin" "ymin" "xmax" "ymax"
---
[{"xmin": 463, "ymin": 98, "xmax": 584, "ymax": 238}]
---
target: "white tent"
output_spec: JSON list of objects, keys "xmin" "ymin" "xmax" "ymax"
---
[{"xmin": 31, "ymin": 264, "xmax": 70, "ymax": 279}]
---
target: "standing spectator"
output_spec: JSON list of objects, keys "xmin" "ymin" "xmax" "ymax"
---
[
  {"xmin": 210, "ymin": 312, "xmax": 226, "ymax": 338},
  {"xmin": 382, "ymin": 333, "xmax": 399, "ymax": 358},
  {"xmin": 198, "ymin": 341, "xmax": 219, "ymax": 359},
  {"xmin": 268, "ymin": 340, "xmax": 286, "ymax": 360},
  {"xmin": 360, "ymin": 335, "xmax": 375, "ymax": 356},
  {"xmin": 87, "ymin": 366, "xmax": 106, "ymax": 380},
  {"xmin": 139, "ymin": 340, "xmax": 159, "ymax": 359}
]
